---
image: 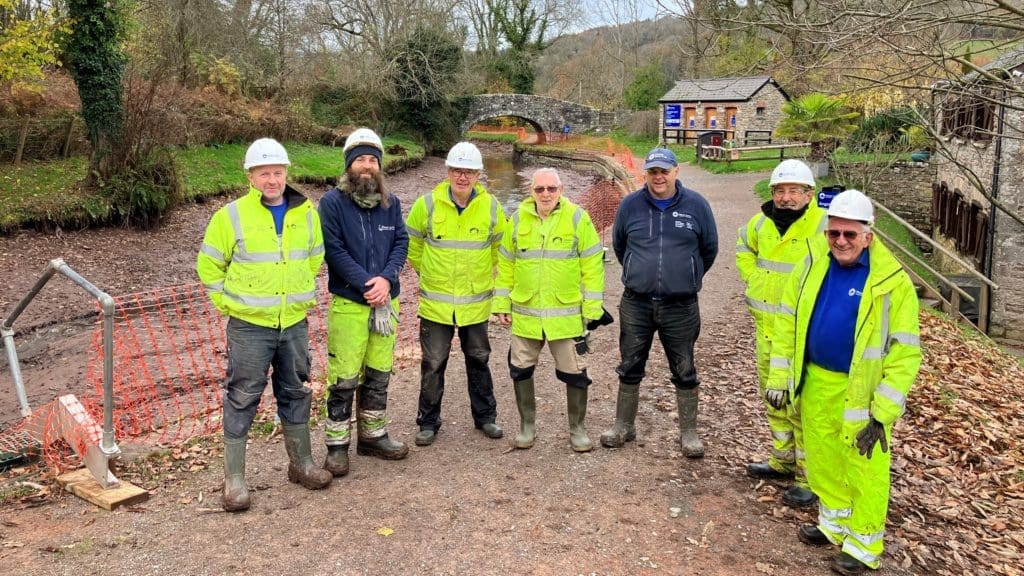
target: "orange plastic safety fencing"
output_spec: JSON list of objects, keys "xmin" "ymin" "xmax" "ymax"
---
[{"xmin": 0, "ymin": 181, "xmax": 627, "ymax": 474}]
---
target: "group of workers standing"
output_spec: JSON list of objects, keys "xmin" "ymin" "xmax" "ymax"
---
[{"xmin": 197, "ymin": 129, "xmax": 919, "ymax": 575}]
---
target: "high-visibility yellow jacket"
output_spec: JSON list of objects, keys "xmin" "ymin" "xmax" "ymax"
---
[
  {"xmin": 196, "ymin": 185, "xmax": 324, "ymax": 330},
  {"xmin": 767, "ymin": 238, "xmax": 921, "ymax": 435},
  {"xmin": 493, "ymin": 197, "xmax": 604, "ymax": 341},
  {"xmin": 406, "ymin": 181, "xmax": 506, "ymax": 326},
  {"xmin": 736, "ymin": 203, "xmax": 827, "ymax": 328}
]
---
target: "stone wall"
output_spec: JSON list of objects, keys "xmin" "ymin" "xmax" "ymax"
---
[
  {"xmin": 835, "ymin": 161, "xmax": 936, "ymax": 253},
  {"xmin": 932, "ymin": 85, "xmax": 1024, "ymax": 344}
]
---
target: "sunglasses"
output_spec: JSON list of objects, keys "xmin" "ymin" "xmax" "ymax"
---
[
  {"xmin": 825, "ymin": 229, "xmax": 866, "ymax": 241},
  {"xmin": 533, "ymin": 186, "xmax": 559, "ymax": 194}
]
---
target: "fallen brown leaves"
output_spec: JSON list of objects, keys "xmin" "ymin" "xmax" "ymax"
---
[{"xmin": 889, "ymin": 313, "xmax": 1024, "ymax": 576}]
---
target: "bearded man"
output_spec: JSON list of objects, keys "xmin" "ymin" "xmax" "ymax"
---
[{"xmin": 318, "ymin": 128, "xmax": 409, "ymax": 477}]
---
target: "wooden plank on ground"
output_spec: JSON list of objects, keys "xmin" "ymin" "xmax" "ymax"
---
[{"xmin": 57, "ymin": 468, "xmax": 150, "ymax": 511}]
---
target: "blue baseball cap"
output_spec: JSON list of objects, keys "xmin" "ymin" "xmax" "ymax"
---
[{"xmin": 644, "ymin": 148, "xmax": 677, "ymax": 170}]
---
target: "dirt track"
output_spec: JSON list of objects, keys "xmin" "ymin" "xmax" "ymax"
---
[{"xmin": 0, "ymin": 156, "xmax": 917, "ymax": 575}]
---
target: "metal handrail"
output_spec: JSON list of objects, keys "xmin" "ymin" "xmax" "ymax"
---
[{"xmin": 3, "ymin": 258, "xmax": 119, "ymax": 459}]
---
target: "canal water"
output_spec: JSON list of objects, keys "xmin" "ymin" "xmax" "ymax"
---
[{"xmin": 480, "ymin": 154, "xmax": 528, "ymax": 212}]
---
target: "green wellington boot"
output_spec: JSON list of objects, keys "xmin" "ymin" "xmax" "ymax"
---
[
  {"xmin": 600, "ymin": 383, "xmax": 639, "ymax": 448},
  {"xmin": 566, "ymin": 386, "xmax": 593, "ymax": 453},
  {"xmin": 222, "ymin": 435, "xmax": 250, "ymax": 512},
  {"xmin": 513, "ymin": 378, "xmax": 536, "ymax": 449},
  {"xmin": 283, "ymin": 423, "xmax": 332, "ymax": 489},
  {"xmin": 676, "ymin": 388, "xmax": 705, "ymax": 458}
]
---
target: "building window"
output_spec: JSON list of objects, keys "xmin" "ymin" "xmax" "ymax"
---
[
  {"xmin": 755, "ymin": 107, "xmax": 765, "ymax": 116},
  {"xmin": 939, "ymin": 91, "xmax": 995, "ymax": 141}
]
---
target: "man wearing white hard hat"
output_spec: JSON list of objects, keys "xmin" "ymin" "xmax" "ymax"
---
[
  {"xmin": 405, "ymin": 142, "xmax": 506, "ymax": 447},
  {"xmin": 765, "ymin": 189, "xmax": 921, "ymax": 575},
  {"xmin": 197, "ymin": 138, "xmax": 332, "ymax": 512},
  {"xmin": 736, "ymin": 159, "xmax": 826, "ymax": 508},
  {"xmin": 319, "ymin": 128, "xmax": 410, "ymax": 475}
]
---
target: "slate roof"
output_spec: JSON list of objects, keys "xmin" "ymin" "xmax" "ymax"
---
[{"xmin": 659, "ymin": 76, "xmax": 787, "ymax": 103}]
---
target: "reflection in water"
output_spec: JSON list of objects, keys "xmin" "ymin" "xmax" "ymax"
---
[{"xmin": 480, "ymin": 154, "xmax": 527, "ymax": 212}]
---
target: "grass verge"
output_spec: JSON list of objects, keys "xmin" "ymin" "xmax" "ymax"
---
[{"xmin": 0, "ymin": 137, "xmax": 424, "ymax": 231}]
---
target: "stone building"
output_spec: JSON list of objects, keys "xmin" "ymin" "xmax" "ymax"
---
[
  {"xmin": 657, "ymin": 76, "xmax": 789, "ymax": 145},
  {"xmin": 932, "ymin": 47, "xmax": 1024, "ymax": 343}
]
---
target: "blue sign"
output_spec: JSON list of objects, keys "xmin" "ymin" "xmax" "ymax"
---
[
  {"xmin": 664, "ymin": 104, "xmax": 681, "ymax": 128},
  {"xmin": 817, "ymin": 185, "xmax": 845, "ymax": 209},
  {"xmin": 730, "ymin": 114, "xmax": 736, "ymax": 127}
]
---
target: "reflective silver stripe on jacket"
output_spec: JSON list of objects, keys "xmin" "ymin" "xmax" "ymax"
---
[
  {"xmin": 419, "ymin": 289, "xmax": 492, "ymax": 305},
  {"xmin": 494, "ymin": 288, "xmax": 510, "ymax": 297},
  {"xmin": 753, "ymin": 214, "xmax": 767, "ymax": 234},
  {"xmin": 423, "ymin": 192, "xmax": 499, "ymax": 251},
  {"xmin": 517, "ymin": 248, "xmax": 577, "ymax": 260},
  {"xmin": 204, "ymin": 281, "xmax": 224, "ymax": 292},
  {"xmin": 579, "ymin": 244, "xmax": 603, "ymax": 258},
  {"xmin": 889, "ymin": 332, "xmax": 920, "ymax": 347},
  {"xmin": 583, "ymin": 290, "xmax": 603, "ymax": 300},
  {"xmin": 226, "ymin": 198, "xmax": 317, "ymax": 264},
  {"xmin": 862, "ymin": 347, "xmax": 882, "ymax": 360},
  {"xmin": 511, "ymin": 304, "xmax": 580, "ymax": 317},
  {"xmin": 746, "ymin": 297, "xmax": 781, "ymax": 314},
  {"xmin": 770, "ymin": 357, "xmax": 790, "ymax": 369},
  {"xmin": 772, "ymin": 430, "xmax": 793, "ymax": 441},
  {"xmin": 223, "ymin": 291, "xmax": 279, "ymax": 308},
  {"xmin": 737, "ymin": 226, "xmax": 753, "ymax": 254},
  {"xmin": 200, "ymin": 243, "xmax": 226, "ymax": 263},
  {"xmin": 844, "ymin": 408, "xmax": 870, "ymax": 422},
  {"xmin": 756, "ymin": 258, "xmax": 795, "ymax": 273},
  {"xmin": 875, "ymin": 383, "xmax": 906, "ymax": 411},
  {"xmin": 779, "ymin": 304, "xmax": 796, "ymax": 316}
]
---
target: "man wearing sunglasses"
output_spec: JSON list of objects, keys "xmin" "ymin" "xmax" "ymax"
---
[
  {"xmin": 603, "ymin": 147, "xmax": 718, "ymax": 459},
  {"xmin": 765, "ymin": 189, "xmax": 921, "ymax": 575},
  {"xmin": 493, "ymin": 168, "xmax": 605, "ymax": 452},
  {"xmin": 406, "ymin": 142, "xmax": 506, "ymax": 447},
  {"xmin": 736, "ymin": 159, "xmax": 826, "ymax": 508}
]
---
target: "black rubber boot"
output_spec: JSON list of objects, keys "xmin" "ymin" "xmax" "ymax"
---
[
  {"xmin": 600, "ymin": 383, "xmax": 639, "ymax": 448},
  {"xmin": 746, "ymin": 462, "xmax": 793, "ymax": 479},
  {"xmin": 323, "ymin": 445, "xmax": 349, "ymax": 477},
  {"xmin": 283, "ymin": 423, "xmax": 332, "ymax": 489},
  {"xmin": 831, "ymin": 552, "xmax": 868, "ymax": 575},
  {"xmin": 356, "ymin": 369, "xmax": 408, "ymax": 460}
]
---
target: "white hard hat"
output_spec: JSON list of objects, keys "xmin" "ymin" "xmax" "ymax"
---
[
  {"xmin": 769, "ymin": 159, "xmax": 815, "ymax": 188},
  {"xmin": 446, "ymin": 142, "xmax": 483, "ymax": 170},
  {"xmin": 343, "ymin": 128, "xmax": 383, "ymax": 154},
  {"xmin": 828, "ymin": 189, "xmax": 874, "ymax": 225},
  {"xmin": 244, "ymin": 138, "xmax": 290, "ymax": 170}
]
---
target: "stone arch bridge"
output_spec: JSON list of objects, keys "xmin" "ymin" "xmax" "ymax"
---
[{"xmin": 461, "ymin": 94, "xmax": 618, "ymax": 143}]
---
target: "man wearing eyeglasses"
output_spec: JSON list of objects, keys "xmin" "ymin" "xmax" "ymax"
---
[
  {"xmin": 603, "ymin": 147, "xmax": 718, "ymax": 459},
  {"xmin": 736, "ymin": 159, "xmax": 826, "ymax": 508},
  {"xmin": 766, "ymin": 189, "xmax": 921, "ymax": 575},
  {"xmin": 406, "ymin": 142, "xmax": 506, "ymax": 447},
  {"xmin": 493, "ymin": 168, "xmax": 605, "ymax": 452}
]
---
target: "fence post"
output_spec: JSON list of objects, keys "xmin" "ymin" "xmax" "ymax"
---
[
  {"xmin": 62, "ymin": 117, "xmax": 76, "ymax": 158},
  {"xmin": 15, "ymin": 116, "xmax": 30, "ymax": 165}
]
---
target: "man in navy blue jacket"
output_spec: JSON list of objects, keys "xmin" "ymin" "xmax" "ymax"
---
[
  {"xmin": 601, "ymin": 147, "xmax": 718, "ymax": 459},
  {"xmin": 319, "ymin": 128, "xmax": 409, "ymax": 476}
]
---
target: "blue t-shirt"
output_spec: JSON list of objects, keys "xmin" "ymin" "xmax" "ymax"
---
[
  {"xmin": 266, "ymin": 201, "xmax": 287, "ymax": 235},
  {"xmin": 651, "ymin": 194, "xmax": 675, "ymax": 212},
  {"xmin": 806, "ymin": 249, "xmax": 871, "ymax": 373}
]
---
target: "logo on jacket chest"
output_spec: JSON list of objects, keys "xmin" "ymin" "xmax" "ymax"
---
[
  {"xmin": 670, "ymin": 211, "xmax": 694, "ymax": 230},
  {"xmin": 378, "ymin": 224, "xmax": 395, "ymax": 232}
]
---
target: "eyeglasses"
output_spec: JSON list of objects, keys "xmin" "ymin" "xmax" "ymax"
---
[
  {"xmin": 825, "ymin": 229, "xmax": 866, "ymax": 241},
  {"xmin": 449, "ymin": 168, "xmax": 479, "ymax": 178},
  {"xmin": 772, "ymin": 188, "xmax": 809, "ymax": 198},
  {"xmin": 533, "ymin": 186, "xmax": 559, "ymax": 194}
]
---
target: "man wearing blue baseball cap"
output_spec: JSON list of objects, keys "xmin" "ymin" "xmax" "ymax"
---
[{"xmin": 602, "ymin": 147, "xmax": 718, "ymax": 459}]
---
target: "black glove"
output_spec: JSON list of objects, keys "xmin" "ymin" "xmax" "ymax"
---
[
  {"xmin": 765, "ymin": 389, "xmax": 789, "ymax": 410},
  {"xmin": 573, "ymin": 331, "xmax": 594, "ymax": 355},
  {"xmin": 855, "ymin": 419, "xmax": 888, "ymax": 459},
  {"xmin": 586, "ymin": 307, "xmax": 614, "ymax": 331}
]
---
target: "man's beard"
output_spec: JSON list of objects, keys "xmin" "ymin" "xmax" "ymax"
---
[{"xmin": 342, "ymin": 169, "xmax": 388, "ymax": 210}]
